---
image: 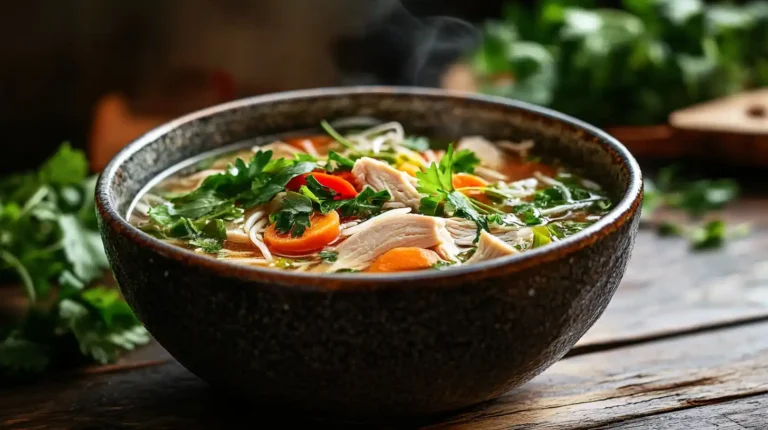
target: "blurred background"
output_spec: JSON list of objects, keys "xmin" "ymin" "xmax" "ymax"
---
[{"xmin": 1, "ymin": 0, "xmax": 766, "ymax": 173}]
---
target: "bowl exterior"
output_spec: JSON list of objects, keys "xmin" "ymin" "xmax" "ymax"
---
[{"xmin": 96, "ymin": 87, "xmax": 642, "ymax": 418}]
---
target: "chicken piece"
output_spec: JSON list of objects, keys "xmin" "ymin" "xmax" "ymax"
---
[
  {"xmin": 457, "ymin": 136, "xmax": 505, "ymax": 171},
  {"xmin": 352, "ymin": 157, "xmax": 423, "ymax": 210},
  {"xmin": 444, "ymin": 218, "xmax": 532, "ymax": 249},
  {"xmin": 465, "ymin": 230, "xmax": 520, "ymax": 264},
  {"xmin": 329, "ymin": 213, "xmax": 456, "ymax": 272}
]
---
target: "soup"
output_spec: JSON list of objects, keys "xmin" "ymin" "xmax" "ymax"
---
[{"xmin": 129, "ymin": 119, "xmax": 613, "ymax": 273}]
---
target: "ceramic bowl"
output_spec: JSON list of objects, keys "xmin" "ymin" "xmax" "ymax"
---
[{"xmin": 95, "ymin": 86, "xmax": 643, "ymax": 419}]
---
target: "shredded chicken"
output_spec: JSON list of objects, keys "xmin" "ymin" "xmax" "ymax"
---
[
  {"xmin": 352, "ymin": 157, "xmax": 422, "ymax": 210},
  {"xmin": 329, "ymin": 213, "xmax": 456, "ymax": 272},
  {"xmin": 444, "ymin": 218, "xmax": 532, "ymax": 248},
  {"xmin": 457, "ymin": 136, "xmax": 506, "ymax": 171},
  {"xmin": 465, "ymin": 230, "xmax": 520, "ymax": 264}
]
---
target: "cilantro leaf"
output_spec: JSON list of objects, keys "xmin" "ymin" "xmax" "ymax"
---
[
  {"xmin": 446, "ymin": 191, "xmax": 488, "ymax": 240},
  {"xmin": 330, "ymin": 187, "xmax": 391, "ymax": 218},
  {"xmin": 246, "ymin": 161, "xmax": 316, "ymax": 207},
  {"xmin": 512, "ymin": 203, "xmax": 543, "ymax": 225},
  {"xmin": 270, "ymin": 192, "xmax": 314, "ymax": 237},
  {"xmin": 416, "ymin": 144, "xmax": 456, "ymax": 197},
  {"xmin": 0, "ymin": 335, "xmax": 51, "ymax": 374},
  {"xmin": 319, "ymin": 250, "xmax": 339, "ymax": 262},
  {"xmin": 305, "ymin": 175, "xmax": 337, "ymax": 200},
  {"xmin": 453, "ymin": 149, "xmax": 481, "ymax": 174},
  {"xmin": 38, "ymin": 142, "xmax": 88, "ymax": 187},
  {"xmin": 58, "ymin": 214, "xmax": 110, "ymax": 284}
]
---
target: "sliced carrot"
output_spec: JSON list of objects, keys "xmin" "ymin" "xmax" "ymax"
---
[
  {"xmin": 264, "ymin": 211, "xmax": 340, "ymax": 256},
  {"xmin": 452, "ymin": 173, "xmax": 490, "ymax": 203},
  {"xmin": 285, "ymin": 172, "xmax": 358, "ymax": 199},
  {"xmin": 367, "ymin": 247, "xmax": 441, "ymax": 273}
]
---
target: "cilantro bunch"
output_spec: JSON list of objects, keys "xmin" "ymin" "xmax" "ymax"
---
[
  {"xmin": 145, "ymin": 150, "xmax": 316, "ymax": 251},
  {"xmin": 0, "ymin": 144, "xmax": 149, "ymax": 378},
  {"xmin": 473, "ymin": 0, "xmax": 768, "ymax": 126},
  {"xmin": 642, "ymin": 165, "xmax": 747, "ymax": 250}
]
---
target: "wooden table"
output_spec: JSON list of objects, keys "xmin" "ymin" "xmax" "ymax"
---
[{"xmin": 3, "ymin": 191, "xmax": 768, "ymax": 429}]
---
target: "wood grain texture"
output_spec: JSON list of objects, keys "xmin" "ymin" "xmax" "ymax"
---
[
  {"xmin": 576, "ymin": 198, "xmax": 768, "ymax": 349},
  {"xmin": 3, "ymin": 321, "xmax": 768, "ymax": 429},
  {"xmin": 428, "ymin": 321, "xmax": 768, "ymax": 429},
  {"xmin": 595, "ymin": 394, "xmax": 768, "ymax": 429}
]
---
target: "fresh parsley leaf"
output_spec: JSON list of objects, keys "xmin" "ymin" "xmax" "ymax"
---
[
  {"xmin": 670, "ymin": 179, "xmax": 739, "ymax": 218},
  {"xmin": 319, "ymin": 250, "xmax": 339, "ymax": 262},
  {"xmin": 512, "ymin": 203, "xmax": 543, "ymax": 225},
  {"xmin": 339, "ymin": 188, "xmax": 391, "ymax": 218},
  {"xmin": 417, "ymin": 144, "xmax": 456, "ymax": 197},
  {"xmin": 58, "ymin": 214, "xmax": 110, "ymax": 283},
  {"xmin": 246, "ymin": 161, "xmax": 316, "ymax": 207},
  {"xmin": 305, "ymin": 175, "xmax": 337, "ymax": 200},
  {"xmin": 0, "ymin": 335, "xmax": 50, "ymax": 374},
  {"xmin": 189, "ymin": 219, "xmax": 227, "ymax": 253},
  {"xmin": 690, "ymin": 219, "xmax": 727, "ymax": 250},
  {"xmin": 657, "ymin": 221, "xmax": 684, "ymax": 237},
  {"xmin": 453, "ymin": 149, "xmax": 481, "ymax": 174},
  {"xmin": 431, "ymin": 260, "xmax": 456, "ymax": 270},
  {"xmin": 38, "ymin": 142, "xmax": 88, "ymax": 187},
  {"xmin": 446, "ymin": 191, "xmax": 488, "ymax": 241},
  {"xmin": 270, "ymin": 192, "xmax": 314, "ymax": 237},
  {"xmin": 547, "ymin": 221, "xmax": 593, "ymax": 239}
]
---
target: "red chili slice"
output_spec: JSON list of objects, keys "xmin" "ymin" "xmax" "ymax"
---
[{"xmin": 286, "ymin": 172, "xmax": 358, "ymax": 200}]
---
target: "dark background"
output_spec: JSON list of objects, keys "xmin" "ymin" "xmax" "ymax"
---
[{"xmin": 0, "ymin": 0, "xmax": 735, "ymax": 174}]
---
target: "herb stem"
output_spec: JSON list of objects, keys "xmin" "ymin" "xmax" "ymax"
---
[
  {"xmin": 0, "ymin": 250, "xmax": 36, "ymax": 303},
  {"xmin": 320, "ymin": 120, "xmax": 358, "ymax": 150},
  {"xmin": 469, "ymin": 198, "xmax": 504, "ymax": 214},
  {"xmin": 20, "ymin": 186, "xmax": 50, "ymax": 217}
]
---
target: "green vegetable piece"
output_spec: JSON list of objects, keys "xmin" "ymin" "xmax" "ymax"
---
[
  {"xmin": 531, "ymin": 225, "xmax": 553, "ymax": 248},
  {"xmin": 319, "ymin": 250, "xmax": 339, "ymax": 262},
  {"xmin": 271, "ymin": 192, "xmax": 314, "ymax": 237}
]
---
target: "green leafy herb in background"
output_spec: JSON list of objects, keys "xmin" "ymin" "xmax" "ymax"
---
[
  {"xmin": 642, "ymin": 165, "xmax": 747, "ymax": 250},
  {"xmin": 0, "ymin": 143, "xmax": 148, "ymax": 379},
  {"xmin": 472, "ymin": 0, "xmax": 768, "ymax": 126}
]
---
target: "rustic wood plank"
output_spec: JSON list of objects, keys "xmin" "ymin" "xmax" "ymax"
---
[
  {"xmin": 593, "ymin": 394, "xmax": 768, "ymax": 429},
  {"xmin": 427, "ymin": 320, "xmax": 768, "ymax": 429},
  {"xmin": 575, "ymin": 197, "xmax": 768, "ymax": 349},
  {"xmin": 3, "ymin": 320, "xmax": 768, "ymax": 429}
]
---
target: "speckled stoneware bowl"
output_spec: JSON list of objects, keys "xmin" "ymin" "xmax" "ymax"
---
[{"xmin": 95, "ymin": 86, "xmax": 643, "ymax": 419}]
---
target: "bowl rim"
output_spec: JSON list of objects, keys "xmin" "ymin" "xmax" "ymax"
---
[{"xmin": 96, "ymin": 85, "xmax": 643, "ymax": 289}]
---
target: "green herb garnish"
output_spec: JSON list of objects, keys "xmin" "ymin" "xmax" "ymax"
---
[{"xmin": 0, "ymin": 144, "xmax": 149, "ymax": 378}]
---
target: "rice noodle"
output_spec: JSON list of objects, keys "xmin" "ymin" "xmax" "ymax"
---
[
  {"xmin": 499, "ymin": 139, "xmax": 534, "ymax": 155},
  {"xmin": 539, "ymin": 201, "xmax": 596, "ymax": 216},
  {"xmin": 244, "ymin": 209, "xmax": 267, "ymax": 233},
  {"xmin": 475, "ymin": 166, "xmax": 508, "ymax": 182},
  {"xmin": 249, "ymin": 223, "xmax": 273, "ymax": 261}
]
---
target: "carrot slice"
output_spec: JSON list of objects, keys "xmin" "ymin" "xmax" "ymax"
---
[
  {"xmin": 286, "ymin": 173, "xmax": 358, "ymax": 199},
  {"xmin": 452, "ymin": 173, "xmax": 490, "ymax": 203},
  {"xmin": 367, "ymin": 247, "xmax": 441, "ymax": 273},
  {"xmin": 264, "ymin": 211, "xmax": 340, "ymax": 255}
]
